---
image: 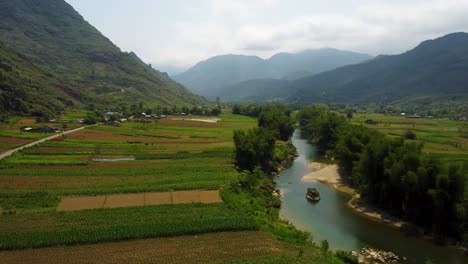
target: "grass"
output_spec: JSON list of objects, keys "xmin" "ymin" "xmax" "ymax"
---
[
  {"xmin": 60, "ymin": 110, "xmax": 87, "ymax": 121},
  {"xmin": 0, "ymin": 130, "xmax": 51, "ymax": 139},
  {"xmin": 89, "ymin": 125, "xmax": 182, "ymax": 139},
  {"xmin": 0, "ymin": 203, "xmax": 258, "ymax": 250},
  {"xmin": 352, "ymin": 113, "xmax": 467, "ymax": 160},
  {"xmin": 3, "ymin": 154, "xmax": 88, "ymax": 166},
  {"xmin": 217, "ymin": 254, "xmax": 344, "ymax": 264}
]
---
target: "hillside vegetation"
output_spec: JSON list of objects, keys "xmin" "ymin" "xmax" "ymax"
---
[
  {"xmin": 222, "ymin": 33, "xmax": 468, "ymax": 107},
  {"xmin": 289, "ymin": 32, "xmax": 468, "ymax": 105},
  {"xmin": 0, "ymin": 0, "xmax": 203, "ymax": 118}
]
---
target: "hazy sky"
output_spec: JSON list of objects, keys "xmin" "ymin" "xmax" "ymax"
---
[{"xmin": 66, "ymin": 0, "xmax": 468, "ymax": 74}]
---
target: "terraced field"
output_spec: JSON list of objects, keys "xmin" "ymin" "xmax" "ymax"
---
[
  {"xmin": 0, "ymin": 113, "xmax": 345, "ymax": 264},
  {"xmin": 0, "ymin": 117, "xmax": 82, "ymax": 154},
  {"xmin": 0, "ymin": 231, "xmax": 286, "ymax": 264},
  {"xmin": 352, "ymin": 113, "xmax": 468, "ymax": 161},
  {"xmin": 0, "ymin": 114, "xmax": 262, "ymax": 251},
  {"xmin": 57, "ymin": 190, "xmax": 223, "ymax": 211}
]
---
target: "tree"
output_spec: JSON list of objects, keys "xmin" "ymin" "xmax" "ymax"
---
[
  {"xmin": 405, "ymin": 130, "xmax": 417, "ymax": 140},
  {"xmin": 108, "ymin": 113, "xmax": 120, "ymax": 122},
  {"xmin": 84, "ymin": 111, "xmax": 104, "ymax": 125},
  {"xmin": 320, "ymin": 240, "xmax": 329, "ymax": 253},
  {"xmin": 233, "ymin": 127, "xmax": 276, "ymax": 172},
  {"xmin": 181, "ymin": 106, "xmax": 190, "ymax": 114},
  {"xmin": 258, "ymin": 106, "xmax": 294, "ymax": 141},
  {"xmin": 211, "ymin": 107, "xmax": 221, "ymax": 116}
]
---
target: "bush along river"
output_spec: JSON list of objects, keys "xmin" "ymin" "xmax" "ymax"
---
[{"xmin": 276, "ymin": 131, "xmax": 468, "ymax": 264}]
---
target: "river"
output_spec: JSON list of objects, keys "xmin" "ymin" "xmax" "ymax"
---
[{"xmin": 276, "ymin": 131, "xmax": 468, "ymax": 264}]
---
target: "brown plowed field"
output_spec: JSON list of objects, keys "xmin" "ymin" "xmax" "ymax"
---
[
  {"xmin": 0, "ymin": 136, "xmax": 31, "ymax": 145},
  {"xmin": 0, "ymin": 231, "xmax": 285, "ymax": 264},
  {"xmin": 57, "ymin": 190, "xmax": 222, "ymax": 211}
]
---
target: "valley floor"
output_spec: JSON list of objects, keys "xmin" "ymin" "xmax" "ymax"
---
[{"xmin": 0, "ymin": 114, "xmax": 340, "ymax": 264}]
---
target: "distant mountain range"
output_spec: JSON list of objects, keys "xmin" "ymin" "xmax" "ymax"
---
[
  {"xmin": 1, "ymin": 0, "xmax": 466, "ymax": 116},
  {"xmin": 0, "ymin": 0, "xmax": 203, "ymax": 117},
  {"xmin": 218, "ymin": 32, "xmax": 468, "ymax": 105},
  {"xmin": 173, "ymin": 49, "xmax": 372, "ymax": 98}
]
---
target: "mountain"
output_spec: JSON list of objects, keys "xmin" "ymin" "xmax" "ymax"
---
[
  {"xmin": 269, "ymin": 48, "xmax": 372, "ymax": 79},
  {"xmin": 219, "ymin": 79, "xmax": 292, "ymax": 103},
  {"xmin": 0, "ymin": 0, "xmax": 203, "ymax": 117},
  {"xmin": 224, "ymin": 33, "xmax": 468, "ymax": 104},
  {"xmin": 287, "ymin": 32, "xmax": 468, "ymax": 104},
  {"xmin": 173, "ymin": 55, "xmax": 281, "ymax": 97},
  {"xmin": 174, "ymin": 49, "xmax": 372, "ymax": 98}
]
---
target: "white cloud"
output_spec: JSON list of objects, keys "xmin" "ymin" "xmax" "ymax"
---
[
  {"xmin": 208, "ymin": 0, "xmax": 278, "ymax": 20},
  {"xmin": 137, "ymin": 0, "xmax": 468, "ymax": 70}
]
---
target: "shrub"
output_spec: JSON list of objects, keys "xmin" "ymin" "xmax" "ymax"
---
[
  {"xmin": 336, "ymin": 250, "xmax": 358, "ymax": 264},
  {"xmin": 405, "ymin": 130, "xmax": 417, "ymax": 140}
]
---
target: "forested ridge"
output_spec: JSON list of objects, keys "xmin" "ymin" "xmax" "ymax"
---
[
  {"xmin": 0, "ymin": 0, "xmax": 203, "ymax": 118},
  {"xmin": 298, "ymin": 106, "xmax": 468, "ymax": 244}
]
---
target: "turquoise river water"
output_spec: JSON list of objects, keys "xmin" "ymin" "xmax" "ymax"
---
[{"xmin": 276, "ymin": 131, "xmax": 468, "ymax": 264}]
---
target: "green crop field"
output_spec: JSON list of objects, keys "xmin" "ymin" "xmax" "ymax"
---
[
  {"xmin": 0, "ymin": 113, "xmax": 261, "ymax": 249},
  {"xmin": 0, "ymin": 117, "xmax": 82, "ymax": 154},
  {"xmin": 352, "ymin": 113, "xmax": 468, "ymax": 161},
  {"xmin": 0, "ymin": 203, "xmax": 258, "ymax": 249}
]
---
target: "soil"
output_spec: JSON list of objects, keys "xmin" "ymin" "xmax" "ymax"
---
[
  {"xmin": 0, "ymin": 136, "xmax": 31, "ymax": 145},
  {"xmin": 17, "ymin": 118, "xmax": 36, "ymax": 126},
  {"xmin": 57, "ymin": 190, "xmax": 223, "ymax": 211},
  {"xmin": 57, "ymin": 196, "xmax": 106, "ymax": 211},
  {"xmin": 103, "ymin": 193, "xmax": 145, "ymax": 209},
  {"xmin": 0, "ymin": 175, "xmax": 124, "ymax": 189},
  {"xmin": 0, "ymin": 231, "xmax": 285, "ymax": 264}
]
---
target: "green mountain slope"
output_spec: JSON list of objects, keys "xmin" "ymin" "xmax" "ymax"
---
[
  {"xmin": 224, "ymin": 33, "xmax": 468, "ymax": 105},
  {"xmin": 269, "ymin": 48, "xmax": 372, "ymax": 79},
  {"xmin": 174, "ymin": 49, "xmax": 371, "ymax": 99},
  {"xmin": 174, "ymin": 54, "xmax": 280, "ymax": 98},
  {"xmin": 0, "ymin": 0, "xmax": 203, "ymax": 117},
  {"xmin": 288, "ymin": 32, "xmax": 468, "ymax": 104},
  {"xmin": 219, "ymin": 78, "xmax": 292, "ymax": 102}
]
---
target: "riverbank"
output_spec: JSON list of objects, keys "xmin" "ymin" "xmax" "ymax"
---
[{"xmin": 301, "ymin": 162, "xmax": 406, "ymax": 229}]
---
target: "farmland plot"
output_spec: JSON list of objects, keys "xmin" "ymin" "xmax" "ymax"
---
[
  {"xmin": 353, "ymin": 113, "xmax": 468, "ymax": 161},
  {"xmin": 0, "ymin": 114, "xmax": 259, "ymax": 249},
  {"xmin": 0, "ymin": 231, "xmax": 284, "ymax": 264}
]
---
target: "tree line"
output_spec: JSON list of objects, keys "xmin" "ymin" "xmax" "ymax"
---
[
  {"xmin": 231, "ymin": 104, "xmax": 359, "ymax": 263},
  {"xmin": 298, "ymin": 106, "xmax": 467, "ymax": 243},
  {"xmin": 232, "ymin": 104, "xmax": 295, "ymax": 173}
]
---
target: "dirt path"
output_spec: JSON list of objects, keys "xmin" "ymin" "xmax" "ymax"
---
[
  {"xmin": 57, "ymin": 190, "xmax": 222, "ymax": 211},
  {"xmin": 0, "ymin": 125, "xmax": 90, "ymax": 160},
  {"xmin": 0, "ymin": 231, "xmax": 284, "ymax": 264}
]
